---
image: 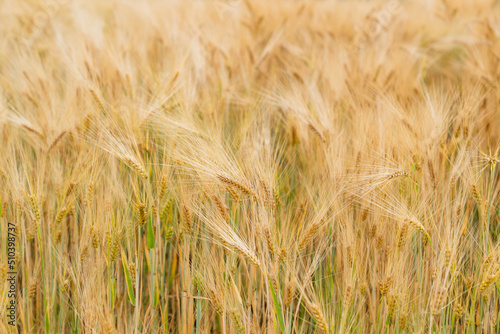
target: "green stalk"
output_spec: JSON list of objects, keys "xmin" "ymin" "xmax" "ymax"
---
[
  {"xmin": 287, "ymin": 300, "xmax": 294, "ymax": 334},
  {"xmin": 135, "ymin": 226, "xmax": 142, "ymax": 333},
  {"xmin": 146, "ymin": 213, "xmax": 156, "ymax": 306},
  {"xmin": 485, "ymin": 164, "xmax": 496, "ymax": 252},
  {"xmin": 269, "ymin": 279, "xmax": 285, "ymax": 333},
  {"xmin": 196, "ymin": 288, "xmax": 201, "ymax": 334},
  {"xmin": 109, "ymin": 261, "xmax": 115, "ymax": 310},
  {"xmin": 36, "ymin": 224, "xmax": 49, "ymax": 333},
  {"xmin": 121, "ymin": 250, "xmax": 136, "ymax": 306},
  {"xmin": 375, "ymin": 297, "xmax": 384, "ymax": 334}
]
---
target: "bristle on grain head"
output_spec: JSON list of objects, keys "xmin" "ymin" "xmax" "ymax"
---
[
  {"xmin": 3, "ymin": 1, "xmax": 500, "ymax": 332},
  {"xmin": 136, "ymin": 202, "xmax": 147, "ymax": 227}
]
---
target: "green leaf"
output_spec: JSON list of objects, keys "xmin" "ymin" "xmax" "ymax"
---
[
  {"xmin": 146, "ymin": 216, "xmax": 155, "ymax": 249},
  {"xmin": 269, "ymin": 278, "xmax": 285, "ymax": 333},
  {"xmin": 121, "ymin": 249, "xmax": 136, "ymax": 306}
]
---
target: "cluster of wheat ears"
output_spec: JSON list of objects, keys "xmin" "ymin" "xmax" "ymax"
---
[{"xmin": 1, "ymin": 0, "xmax": 500, "ymax": 333}]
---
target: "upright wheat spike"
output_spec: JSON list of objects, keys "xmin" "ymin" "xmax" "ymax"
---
[
  {"xmin": 378, "ymin": 275, "xmax": 393, "ymax": 296},
  {"xmin": 61, "ymin": 278, "xmax": 70, "ymax": 292},
  {"xmin": 165, "ymin": 226, "xmax": 174, "ymax": 241},
  {"xmin": 129, "ymin": 262, "xmax": 137, "ymax": 288},
  {"xmin": 453, "ymin": 302, "xmax": 464, "ymax": 318},
  {"xmin": 359, "ymin": 282, "xmax": 368, "ymax": 295},
  {"xmin": 259, "ymin": 179, "xmax": 274, "ymax": 209},
  {"xmin": 344, "ymin": 285, "xmax": 353, "ymax": 308},
  {"xmin": 181, "ymin": 204, "xmax": 193, "ymax": 234},
  {"xmin": 397, "ymin": 222, "xmax": 409, "ymax": 248},
  {"xmin": 444, "ymin": 248, "xmax": 452, "ymax": 266},
  {"xmin": 0, "ymin": 264, "xmax": 6, "ymax": 282},
  {"xmin": 470, "ymin": 183, "xmax": 482, "ymax": 205},
  {"xmin": 137, "ymin": 202, "xmax": 147, "ymax": 227},
  {"xmin": 28, "ymin": 194, "xmax": 40, "ymax": 221},
  {"xmin": 278, "ymin": 247, "xmax": 287, "ymax": 263},
  {"xmin": 274, "ymin": 187, "xmax": 281, "ymax": 208},
  {"xmin": 90, "ymin": 226, "xmax": 100, "ymax": 249},
  {"xmin": 80, "ymin": 244, "xmax": 89, "ymax": 263},
  {"xmin": 161, "ymin": 198, "xmax": 173, "ymax": 221},
  {"xmin": 28, "ymin": 280, "xmax": 37, "ymax": 299},
  {"xmin": 86, "ymin": 182, "xmax": 95, "ymax": 206},
  {"xmin": 159, "ymin": 175, "xmax": 168, "ymax": 200},
  {"xmin": 284, "ymin": 278, "xmax": 296, "ymax": 306},
  {"xmin": 108, "ymin": 230, "xmax": 121, "ymax": 262},
  {"xmin": 346, "ymin": 245, "xmax": 353, "ymax": 268},
  {"xmin": 263, "ymin": 225, "xmax": 275, "ymax": 255}
]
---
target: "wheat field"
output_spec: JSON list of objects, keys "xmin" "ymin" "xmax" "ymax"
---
[{"xmin": 1, "ymin": 0, "xmax": 500, "ymax": 332}]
